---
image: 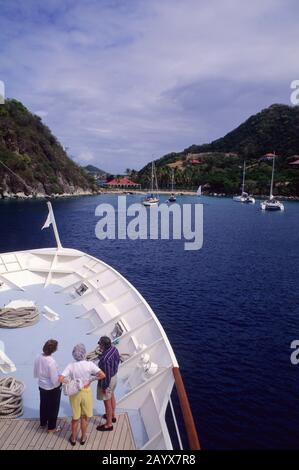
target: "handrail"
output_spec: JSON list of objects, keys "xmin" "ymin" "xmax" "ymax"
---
[
  {"xmin": 169, "ymin": 395, "xmax": 183, "ymax": 450},
  {"xmin": 172, "ymin": 367, "xmax": 200, "ymax": 450}
]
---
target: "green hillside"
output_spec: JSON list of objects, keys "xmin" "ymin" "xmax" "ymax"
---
[
  {"xmin": 0, "ymin": 99, "xmax": 97, "ymax": 196},
  {"xmin": 138, "ymin": 104, "xmax": 299, "ymax": 196},
  {"xmin": 83, "ymin": 165, "xmax": 107, "ymax": 178}
]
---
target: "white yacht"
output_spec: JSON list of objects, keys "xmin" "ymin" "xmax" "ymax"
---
[
  {"xmin": 233, "ymin": 161, "xmax": 255, "ymax": 204},
  {"xmin": 143, "ymin": 162, "xmax": 160, "ymax": 206},
  {"xmin": 260, "ymin": 155, "xmax": 284, "ymax": 211},
  {"xmin": 0, "ymin": 203, "xmax": 199, "ymax": 450}
]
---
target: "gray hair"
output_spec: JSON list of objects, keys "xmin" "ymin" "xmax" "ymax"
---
[{"xmin": 72, "ymin": 343, "xmax": 86, "ymax": 361}]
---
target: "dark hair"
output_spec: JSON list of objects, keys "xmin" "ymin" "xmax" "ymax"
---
[
  {"xmin": 99, "ymin": 336, "xmax": 111, "ymax": 351},
  {"xmin": 43, "ymin": 339, "xmax": 58, "ymax": 356}
]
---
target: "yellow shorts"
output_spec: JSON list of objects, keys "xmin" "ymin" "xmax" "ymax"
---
[{"xmin": 69, "ymin": 387, "xmax": 93, "ymax": 420}]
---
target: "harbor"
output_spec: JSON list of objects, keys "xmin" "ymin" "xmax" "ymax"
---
[
  {"xmin": 1, "ymin": 0, "xmax": 299, "ymax": 458},
  {"xmin": 0, "ymin": 195, "xmax": 299, "ymax": 449}
]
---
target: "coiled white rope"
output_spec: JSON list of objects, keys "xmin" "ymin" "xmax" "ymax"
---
[
  {"xmin": 86, "ymin": 346, "xmax": 101, "ymax": 362},
  {"xmin": 0, "ymin": 377, "xmax": 25, "ymax": 418},
  {"xmin": 0, "ymin": 307, "xmax": 39, "ymax": 328},
  {"xmin": 86, "ymin": 346, "xmax": 130, "ymax": 363}
]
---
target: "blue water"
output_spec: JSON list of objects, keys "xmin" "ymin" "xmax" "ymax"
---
[{"xmin": 0, "ymin": 194, "xmax": 299, "ymax": 449}]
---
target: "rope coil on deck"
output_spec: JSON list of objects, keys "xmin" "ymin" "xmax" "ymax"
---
[
  {"xmin": 86, "ymin": 346, "xmax": 130, "ymax": 363},
  {"xmin": 0, "ymin": 377, "xmax": 25, "ymax": 418},
  {"xmin": 0, "ymin": 307, "xmax": 39, "ymax": 328},
  {"xmin": 86, "ymin": 346, "xmax": 101, "ymax": 362}
]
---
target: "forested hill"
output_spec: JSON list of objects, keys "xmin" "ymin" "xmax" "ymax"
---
[
  {"xmin": 138, "ymin": 104, "xmax": 299, "ymax": 196},
  {"xmin": 0, "ymin": 99, "xmax": 96, "ymax": 197}
]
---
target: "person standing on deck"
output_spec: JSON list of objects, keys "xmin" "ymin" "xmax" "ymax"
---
[
  {"xmin": 96, "ymin": 336, "xmax": 120, "ymax": 431},
  {"xmin": 59, "ymin": 343, "xmax": 105, "ymax": 446},
  {"xmin": 34, "ymin": 339, "xmax": 61, "ymax": 433}
]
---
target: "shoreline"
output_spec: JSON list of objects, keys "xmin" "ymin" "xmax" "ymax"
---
[
  {"xmin": 100, "ymin": 189, "xmax": 299, "ymax": 201},
  {"xmin": 0, "ymin": 190, "xmax": 97, "ymax": 200},
  {"xmin": 1, "ymin": 188, "xmax": 299, "ymax": 202}
]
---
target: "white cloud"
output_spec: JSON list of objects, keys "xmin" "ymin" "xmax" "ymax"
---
[
  {"xmin": 0, "ymin": 0, "xmax": 298, "ymax": 172},
  {"xmin": 76, "ymin": 150, "xmax": 95, "ymax": 163},
  {"xmin": 34, "ymin": 110, "xmax": 48, "ymax": 118}
]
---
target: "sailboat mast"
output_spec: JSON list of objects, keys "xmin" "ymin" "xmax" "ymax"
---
[
  {"xmin": 241, "ymin": 161, "xmax": 246, "ymax": 194},
  {"xmin": 171, "ymin": 169, "xmax": 174, "ymax": 192},
  {"xmin": 151, "ymin": 161, "xmax": 154, "ymax": 193},
  {"xmin": 270, "ymin": 155, "xmax": 275, "ymax": 199},
  {"xmin": 154, "ymin": 162, "xmax": 159, "ymax": 195}
]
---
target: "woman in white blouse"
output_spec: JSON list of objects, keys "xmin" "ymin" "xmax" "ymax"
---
[{"xmin": 33, "ymin": 339, "xmax": 61, "ymax": 433}]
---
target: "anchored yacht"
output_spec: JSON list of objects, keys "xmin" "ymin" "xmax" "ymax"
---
[
  {"xmin": 0, "ymin": 202, "xmax": 199, "ymax": 450},
  {"xmin": 168, "ymin": 169, "xmax": 176, "ymax": 203},
  {"xmin": 233, "ymin": 161, "xmax": 255, "ymax": 204},
  {"xmin": 143, "ymin": 162, "xmax": 160, "ymax": 206},
  {"xmin": 260, "ymin": 154, "xmax": 284, "ymax": 211}
]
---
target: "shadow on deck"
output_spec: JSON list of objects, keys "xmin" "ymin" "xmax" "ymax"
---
[{"xmin": 0, "ymin": 414, "xmax": 135, "ymax": 450}]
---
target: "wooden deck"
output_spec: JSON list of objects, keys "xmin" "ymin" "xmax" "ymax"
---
[{"xmin": 0, "ymin": 414, "xmax": 136, "ymax": 450}]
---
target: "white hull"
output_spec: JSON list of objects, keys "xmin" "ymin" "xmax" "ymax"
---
[
  {"xmin": 233, "ymin": 195, "xmax": 255, "ymax": 204},
  {"xmin": 0, "ymin": 246, "xmax": 179, "ymax": 449},
  {"xmin": 260, "ymin": 200, "xmax": 284, "ymax": 211},
  {"xmin": 143, "ymin": 198, "xmax": 159, "ymax": 206}
]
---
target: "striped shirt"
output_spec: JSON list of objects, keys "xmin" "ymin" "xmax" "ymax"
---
[{"xmin": 98, "ymin": 346, "xmax": 120, "ymax": 390}]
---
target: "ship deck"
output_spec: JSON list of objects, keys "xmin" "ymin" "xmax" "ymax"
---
[
  {"xmin": 0, "ymin": 413, "xmax": 135, "ymax": 450},
  {"xmin": 0, "ymin": 246, "xmax": 178, "ymax": 450}
]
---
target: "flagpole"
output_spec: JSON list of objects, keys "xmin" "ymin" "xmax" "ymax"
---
[{"xmin": 47, "ymin": 202, "xmax": 62, "ymax": 249}]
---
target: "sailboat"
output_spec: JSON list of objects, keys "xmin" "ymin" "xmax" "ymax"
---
[
  {"xmin": 168, "ymin": 169, "xmax": 176, "ymax": 202},
  {"xmin": 260, "ymin": 154, "xmax": 284, "ymax": 211},
  {"xmin": 143, "ymin": 161, "xmax": 160, "ymax": 206},
  {"xmin": 233, "ymin": 161, "xmax": 255, "ymax": 203},
  {"xmin": 196, "ymin": 185, "xmax": 202, "ymax": 197}
]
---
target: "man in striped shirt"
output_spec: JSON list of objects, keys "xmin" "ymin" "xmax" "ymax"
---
[{"xmin": 96, "ymin": 336, "xmax": 120, "ymax": 431}]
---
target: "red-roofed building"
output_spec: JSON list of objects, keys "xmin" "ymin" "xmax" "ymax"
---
[
  {"xmin": 264, "ymin": 152, "xmax": 277, "ymax": 158},
  {"xmin": 260, "ymin": 152, "xmax": 278, "ymax": 162},
  {"xmin": 106, "ymin": 177, "xmax": 141, "ymax": 188},
  {"xmin": 189, "ymin": 159, "xmax": 202, "ymax": 165},
  {"xmin": 289, "ymin": 158, "xmax": 299, "ymax": 166}
]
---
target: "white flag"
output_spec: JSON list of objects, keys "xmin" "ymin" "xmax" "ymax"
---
[{"xmin": 41, "ymin": 211, "xmax": 52, "ymax": 230}]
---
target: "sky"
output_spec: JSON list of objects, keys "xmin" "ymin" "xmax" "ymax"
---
[{"xmin": 0, "ymin": 0, "xmax": 298, "ymax": 173}]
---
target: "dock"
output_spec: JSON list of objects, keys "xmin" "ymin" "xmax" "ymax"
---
[{"xmin": 0, "ymin": 414, "xmax": 135, "ymax": 450}]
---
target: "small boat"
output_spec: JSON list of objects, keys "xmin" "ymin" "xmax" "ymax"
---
[
  {"xmin": 168, "ymin": 169, "xmax": 176, "ymax": 202},
  {"xmin": 143, "ymin": 195, "xmax": 159, "ymax": 206},
  {"xmin": 143, "ymin": 162, "xmax": 160, "ymax": 206},
  {"xmin": 233, "ymin": 192, "xmax": 255, "ymax": 204},
  {"xmin": 260, "ymin": 154, "xmax": 284, "ymax": 211},
  {"xmin": 233, "ymin": 161, "xmax": 255, "ymax": 204},
  {"xmin": 196, "ymin": 185, "xmax": 202, "ymax": 197},
  {"xmin": 260, "ymin": 199, "xmax": 284, "ymax": 211}
]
